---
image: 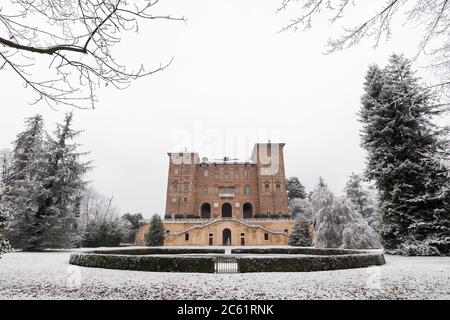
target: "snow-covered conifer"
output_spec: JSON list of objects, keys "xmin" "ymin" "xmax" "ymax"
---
[
  {"xmin": 289, "ymin": 215, "xmax": 313, "ymax": 247},
  {"xmin": 145, "ymin": 214, "xmax": 165, "ymax": 247},
  {"xmin": 360, "ymin": 54, "xmax": 450, "ymax": 255},
  {"xmin": 286, "ymin": 177, "xmax": 307, "ymax": 201}
]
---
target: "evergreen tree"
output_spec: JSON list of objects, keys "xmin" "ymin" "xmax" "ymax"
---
[
  {"xmin": 121, "ymin": 213, "xmax": 144, "ymax": 243},
  {"xmin": 0, "ymin": 184, "xmax": 10, "ymax": 257},
  {"xmin": 344, "ymin": 173, "xmax": 382, "ymax": 230},
  {"xmin": 82, "ymin": 219, "xmax": 125, "ymax": 247},
  {"xmin": 38, "ymin": 112, "xmax": 89, "ymax": 249},
  {"xmin": 5, "ymin": 113, "xmax": 89, "ymax": 251},
  {"xmin": 145, "ymin": 214, "xmax": 165, "ymax": 247},
  {"xmin": 289, "ymin": 215, "xmax": 313, "ymax": 247},
  {"xmin": 288, "ymin": 198, "xmax": 313, "ymax": 219},
  {"xmin": 2, "ymin": 115, "xmax": 47, "ymax": 250},
  {"xmin": 286, "ymin": 177, "xmax": 307, "ymax": 201},
  {"xmin": 360, "ymin": 54, "xmax": 450, "ymax": 255}
]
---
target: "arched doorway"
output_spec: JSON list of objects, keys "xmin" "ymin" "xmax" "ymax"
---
[
  {"xmin": 243, "ymin": 203, "xmax": 253, "ymax": 219},
  {"xmin": 222, "ymin": 228, "xmax": 232, "ymax": 246},
  {"xmin": 222, "ymin": 203, "xmax": 232, "ymax": 218},
  {"xmin": 200, "ymin": 203, "xmax": 211, "ymax": 218}
]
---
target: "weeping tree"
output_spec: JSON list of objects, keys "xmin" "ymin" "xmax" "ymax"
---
[
  {"xmin": 145, "ymin": 214, "xmax": 165, "ymax": 247},
  {"xmin": 311, "ymin": 178, "xmax": 381, "ymax": 249},
  {"xmin": 277, "ymin": 0, "xmax": 450, "ymax": 92},
  {"xmin": 0, "ymin": 0, "xmax": 184, "ymax": 109}
]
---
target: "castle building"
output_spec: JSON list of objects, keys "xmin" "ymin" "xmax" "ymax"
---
[{"xmin": 136, "ymin": 143, "xmax": 294, "ymax": 246}]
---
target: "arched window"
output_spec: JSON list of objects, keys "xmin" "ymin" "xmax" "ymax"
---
[
  {"xmin": 243, "ymin": 203, "xmax": 253, "ymax": 219},
  {"xmin": 200, "ymin": 203, "xmax": 211, "ymax": 219},
  {"xmin": 222, "ymin": 203, "xmax": 232, "ymax": 218}
]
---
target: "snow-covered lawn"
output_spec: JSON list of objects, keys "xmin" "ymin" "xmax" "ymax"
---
[{"xmin": 0, "ymin": 249, "xmax": 449, "ymax": 300}]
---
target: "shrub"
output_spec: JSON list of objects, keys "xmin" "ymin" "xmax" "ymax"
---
[
  {"xmin": 70, "ymin": 253, "xmax": 216, "ymax": 273},
  {"xmin": 387, "ymin": 238, "xmax": 443, "ymax": 256},
  {"xmin": 82, "ymin": 219, "xmax": 125, "ymax": 247},
  {"xmin": 237, "ymin": 254, "xmax": 385, "ymax": 273},
  {"xmin": 289, "ymin": 217, "xmax": 313, "ymax": 247},
  {"xmin": 231, "ymin": 248, "xmax": 362, "ymax": 255},
  {"xmin": 174, "ymin": 214, "xmax": 184, "ymax": 220},
  {"xmin": 145, "ymin": 214, "xmax": 165, "ymax": 247},
  {"xmin": 92, "ymin": 248, "xmax": 225, "ymax": 255}
]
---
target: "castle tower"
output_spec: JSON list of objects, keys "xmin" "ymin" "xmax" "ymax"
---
[
  {"xmin": 164, "ymin": 151, "xmax": 200, "ymax": 217},
  {"xmin": 251, "ymin": 142, "xmax": 289, "ymax": 217}
]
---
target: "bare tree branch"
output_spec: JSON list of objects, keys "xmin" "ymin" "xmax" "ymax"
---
[{"xmin": 0, "ymin": 0, "xmax": 185, "ymax": 109}]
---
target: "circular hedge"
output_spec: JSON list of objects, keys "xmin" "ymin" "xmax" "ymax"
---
[{"xmin": 69, "ymin": 247, "xmax": 385, "ymax": 273}]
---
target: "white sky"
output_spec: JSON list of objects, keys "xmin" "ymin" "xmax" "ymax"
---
[{"xmin": 1, "ymin": 0, "xmax": 448, "ymax": 218}]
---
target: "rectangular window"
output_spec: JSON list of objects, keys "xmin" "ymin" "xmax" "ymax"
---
[
  {"xmin": 172, "ymin": 183, "xmax": 177, "ymax": 192},
  {"xmin": 223, "ymin": 186, "xmax": 230, "ymax": 194},
  {"xmin": 184, "ymin": 166, "xmax": 190, "ymax": 175},
  {"xmin": 184, "ymin": 183, "xmax": 189, "ymax": 192},
  {"xmin": 245, "ymin": 170, "xmax": 249, "ymax": 178},
  {"xmin": 264, "ymin": 233, "xmax": 269, "ymax": 241},
  {"xmin": 183, "ymin": 197, "xmax": 188, "ymax": 203},
  {"xmin": 204, "ymin": 169, "xmax": 209, "ymax": 177},
  {"xmin": 185, "ymin": 233, "xmax": 189, "ymax": 241},
  {"xmin": 276, "ymin": 184, "xmax": 281, "ymax": 192},
  {"xmin": 244, "ymin": 185, "xmax": 251, "ymax": 195},
  {"xmin": 265, "ymin": 183, "xmax": 270, "ymax": 192},
  {"xmin": 204, "ymin": 186, "xmax": 208, "ymax": 195},
  {"xmin": 224, "ymin": 172, "xmax": 229, "ymax": 179},
  {"xmin": 174, "ymin": 166, "xmax": 179, "ymax": 174}
]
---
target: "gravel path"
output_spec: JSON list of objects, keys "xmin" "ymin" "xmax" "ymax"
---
[{"xmin": 0, "ymin": 250, "xmax": 449, "ymax": 299}]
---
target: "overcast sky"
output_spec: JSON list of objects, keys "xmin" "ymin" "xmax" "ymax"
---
[{"xmin": 1, "ymin": 1, "xmax": 448, "ymax": 217}]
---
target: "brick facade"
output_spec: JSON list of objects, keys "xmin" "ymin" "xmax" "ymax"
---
[{"xmin": 135, "ymin": 143, "xmax": 293, "ymax": 246}]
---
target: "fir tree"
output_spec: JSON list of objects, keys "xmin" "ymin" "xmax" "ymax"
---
[
  {"xmin": 360, "ymin": 54, "xmax": 450, "ymax": 255},
  {"xmin": 5, "ymin": 113, "xmax": 89, "ymax": 251},
  {"xmin": 38, "ymin": 112, "xmax": 90, "ymax": 249},
  {"xmin": 145, "ymin": 214, "xmax": 165, "ymax": 247},
  {"xmin": 289, "ymin": 215, "xmax": 313, "ymax": 247},
  {"xmin": 286, "ymin": 177, "xmax": 307, "ymax": 201},
  {"xmin": 2, "ymin": 115, "xmax": 47, "ymax": 250}
]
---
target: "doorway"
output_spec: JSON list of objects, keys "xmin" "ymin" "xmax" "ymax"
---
[{"xmin": 222, "ymin": 228, "xmax": 232, "ymax": 246}]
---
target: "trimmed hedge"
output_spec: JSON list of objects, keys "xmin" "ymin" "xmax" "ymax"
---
[
  {"xmin": 236, "ymin": 254, "xmax": 385, "ymax": 273},
  {"xmin": 70, "ymin": 253, "xmax": 216, "ymax": 273},
  {"xmin": 92, "ymin": 248, "xmax": 225, "ymax": 255},
  {"xmin": 231, "ymin": 248, "xmax": 363, "ymax": 256}
]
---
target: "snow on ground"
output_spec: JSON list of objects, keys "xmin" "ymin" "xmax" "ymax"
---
[{"xmin": 0, "ymin": 249, "xmax": 449, "ymax": 300}]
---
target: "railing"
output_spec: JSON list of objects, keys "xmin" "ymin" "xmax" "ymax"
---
[
  {"xmin": 219, "ymin": 193, "xmax": 235, "ymax": 198},
  {"xmin": 215, "ymin": 256, "xmax": 239, "ymax": 274},
  {"xmin": 162, "ymin": 217, "xmax": 293, "ymax": 223}
]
